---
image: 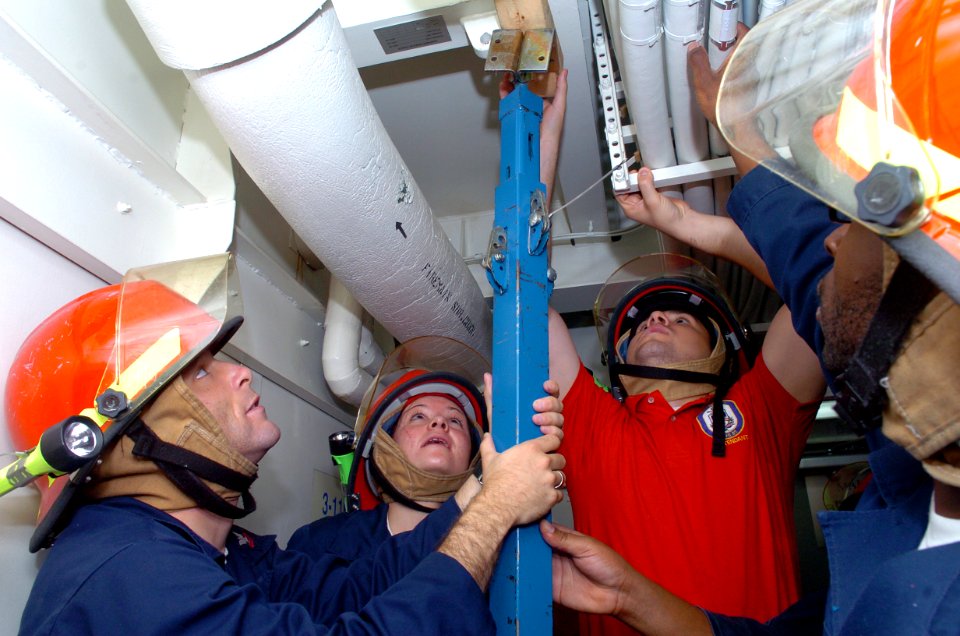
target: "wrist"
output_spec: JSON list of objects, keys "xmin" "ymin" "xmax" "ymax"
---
[
  {"xmin": 469, "ymin": 482, "xmax": 516, "ymax": 530},
  {"xmin": 454, "ymin": 475, "xmax": 481, "ymax": 511}
]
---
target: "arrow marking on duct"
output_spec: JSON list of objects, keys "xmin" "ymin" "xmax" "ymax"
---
[{"xmin": 396, "ymin": 222, "xmax": 407, "ymax": 238}]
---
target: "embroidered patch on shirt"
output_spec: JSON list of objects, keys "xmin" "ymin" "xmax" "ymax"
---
[{"xmin": 697, "ymin": 401, "xmax": 746, "ymax": 442}]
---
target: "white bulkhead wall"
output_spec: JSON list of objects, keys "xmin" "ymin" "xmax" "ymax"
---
[{"xmin": 0, "ymin": 1, "xmax": 389, "ymax": 629}]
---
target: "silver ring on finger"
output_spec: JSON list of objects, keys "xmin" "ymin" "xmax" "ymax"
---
[{"xmin": 553, "ymin": 470, "xmax": 566, "ymax": 490}]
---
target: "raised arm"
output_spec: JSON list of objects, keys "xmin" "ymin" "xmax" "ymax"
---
[
  {"xmin": 499, "ymin": 71, "xmax": 579, "ymax": 400},
  {"xmin": 548, "ymin": 307, "xmax": 583, "ymax": 400},
  {"xmin": 687, "ymin": 22, "xmax": 775, "ymax": 178},
  {"xmin": 616, "ymin": 168, "xmax": 772, "ymax": 288},
  {"xmin": 539, "ymin": 69, "xmax": 566, "ymax": 210},
  {"xmin": 499, "ymin": 68, "xmax": 568, "ymax": 210},
  {"xmin": 760, "ymin": 305, "xmax": 825, "ymax": 403},
  {"xmin": 615, "ymin": 169, "xmax": 824, "ymax": 403}
]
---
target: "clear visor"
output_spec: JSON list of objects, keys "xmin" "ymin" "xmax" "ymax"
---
[
  {"xmin": 717, "ymin": 0, "xmax": 945, "ymax": 236},
  {"xmin": 97, "ymin": 253, "xmax": 240, "ymax": 424},
  {"xmin": 594, "ymin": 253, "xmax": 731, "ymax": 354},
  {"xmin": 356, "ymin": 336, "xmax": 490, "ymax": 436}
]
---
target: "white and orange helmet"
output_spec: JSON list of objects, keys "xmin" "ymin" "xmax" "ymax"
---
[{"xmin": 717, "ymin": 0, "xmax": 960, "ymax": 302}]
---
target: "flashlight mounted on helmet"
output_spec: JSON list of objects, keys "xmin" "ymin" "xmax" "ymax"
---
[{"xmin": 0, "ymin": 415, "xmax": 104, "ymax": 497}]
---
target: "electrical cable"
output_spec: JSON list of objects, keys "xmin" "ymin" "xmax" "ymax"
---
[{"xmin": 465, "ymin": 156, "xmax": 644, "ymax": 265}]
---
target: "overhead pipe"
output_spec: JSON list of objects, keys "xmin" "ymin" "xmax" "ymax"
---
[
  {"xmin": 706, "ymin": 0, "xmax": 740, "ymax": 157},
  {"xmin": 618, "ymin": 0, "xmax": 676, "ymax": 170},
  {"xmin": 663, "ymin": 0, "xmax": 708, "ymax": 165},
  {"xmin": 758, "ymin": 0, "xmax": 789, "ymax": 20},
  {"xmin": 602, "ymin": 0, "xmax": 625, "ymax": 79},
  {"xmin": 123, "ymin": 1, "xmax": 492, "ymax": 356},
  {"xmin": 663, "ymin": 0, "xmax": 714, "ymax": 216},
  {"xmin": 358, "ymin": 318, "xmax": 384, "ymax": 377},
  {"xmin": 741, "ymin": 0, "xmax": 760, "ymax": 27},
  {"xmin": 322, "ymin": 276, "xmax": 383, "ymax": 407}
]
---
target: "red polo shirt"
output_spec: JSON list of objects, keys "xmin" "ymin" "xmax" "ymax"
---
[{"xmin": 562, "ymin": 353, "xmax": 817, "ymax": 635}]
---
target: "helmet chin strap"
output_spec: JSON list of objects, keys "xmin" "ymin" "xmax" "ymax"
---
[
  {"xmin": 369, "ymin": 431, "xmax": 479, "ymax": 511},
  {"xmin": 610, "ymin": 334, "xmax": 732, "ymax": 457},
  {"xmin": 367, "ymin": 458, "xmax": 435, "ymax": 513},
  {"xmin": 86, "ymin": 377, "xmax": 260, "ymax": 520},
  {"xmin": 126, "ymin": 418, "xmax": 257, "ymax": 519},
  {"xmin": 834, "ymin": 259, "xmax": 937, "ymax": 434}
]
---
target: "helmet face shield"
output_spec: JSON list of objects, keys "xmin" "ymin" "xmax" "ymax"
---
[
  {"xmin": 6, "ymin": 253, "xmax": 240, "ymax": 453},
  {"xmin": 356, "ymin": 336, "xmax": 489, "ymax": 439},
  {"xmin": 103, "ymin": 254, "xmax": 242, "ymax": 426},
  {"xmin": 717, "ymin": 0, "xmax": 954, "ymax": 240},
  {"xmin": 595, "ymin": 255, "xmax": 745, "ymax": 359}
]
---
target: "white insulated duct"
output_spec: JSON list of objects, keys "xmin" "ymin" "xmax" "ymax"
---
[
  {"xmin": 707, "ymin": 0, "xmax": 740, "ymax": 157},
  {"xmin": 124, "ymin": 1, "xmax": 492, "ymax": 356},
  {"xmin": 618, "ymin": 0, "xmax": 676, "ymax": 169},
  {"xmin": 323, "ymin": 276, "xmax": 381, "ymax": 407}
]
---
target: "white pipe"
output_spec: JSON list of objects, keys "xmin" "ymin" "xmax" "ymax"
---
[
  {"xmin": 124, "ymin": 2, "xmax": 492, "ymax": 356},
  {"xmin": 664, "ymin": 1, "xmax": 714, "ymax": 221},
  {"xmin": 602, "ymin": 0, "xmax": 625, "ymax": 79},
  {"xmin": 683, "ymin": 180, "xmax": 715, "ymax": 215},
  {"xmin": 358, "ymin": 318, "xmax": 384, "ymax": 377},
  {"xmin": 707, "ymin": 0, "xmax": 740, "ymax": 157},
  {"xmin": 663, "ymin": 0, "xmax": 709, "ymax": 165},
  {"xmin": 322, "ymin": 276, "xmax": 376, "ymax": 406},
  {"xmin": 707, "ymin": 0, "xmax": 740, "ymax": 78},
  {"xmin": 758, "ymin": 0, "xmax": 788, "ymax": 20},
  {"xmin": 618, "ymin": 0, "xmax": 676, "ymax": 169},
  {"xmin": 741, "ymin": 0, "xmax": 759, "ymax": 27}
]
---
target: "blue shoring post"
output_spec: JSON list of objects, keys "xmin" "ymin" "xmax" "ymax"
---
[{"xmin": 486, "ymin": 82, "xmax": 553, "ymax": 635}]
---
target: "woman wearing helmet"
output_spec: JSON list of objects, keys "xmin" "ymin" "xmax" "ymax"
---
[{"xmin": 288, "ymin": 336, "xmax": 565, "ymax": 566}]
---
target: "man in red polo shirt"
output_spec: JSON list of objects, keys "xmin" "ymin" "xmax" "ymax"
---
[{"xmin": 549, "ymin": 251, "xmax": 824, "ymax": 635}]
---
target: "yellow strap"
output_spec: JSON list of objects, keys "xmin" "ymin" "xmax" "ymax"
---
[{"xmin": 107, "ymin": 327, "xmax": 183, "ymax": 406}]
